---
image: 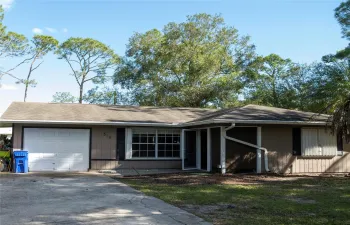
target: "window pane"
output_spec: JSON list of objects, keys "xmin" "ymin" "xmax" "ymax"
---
[
  {"xmin": 132, "ymin": 144, "xmax": 139, "ymax": 150},
  {"xmin": 148, "ymin": 144, "xmax": 155, "ymax": 150},
  {"xmin": 166, "ymin": 151, "xmax": 172, "ymax": 157},
  {"xmin": 148, "ymin": 135, "xmax": 155, "ymax": 143},
  {"xmin": 173, "ymin": 135, "xmax": 180, "ymax": 143},
  {"xmin": 173, "ymin": 151, "xmax": 180, "ymax": 157},
  {"xmin": 140, "ymin": 151, "xmax": 147, "ymax": 157},
  {"xmin": 140, "ymin": 134, "xmax": 147, "ymax": 143},
  {"xmin": 158, "ymin": 150, "xmax": 165, "ymax": 157},
  {"xmin": 158, "ymin": 144, "xmax": 165, "ymax": 150},
  {"xmin": 173, "ymin": 144, "xmax": 180, "ymax": 151},
  {"xmin": 166, "ymin": 134, "xmax": 172, "ymax": 143},
  {"xmin": 140, "ymin": 144, "xmax": 148, "ymax": 151},
  {"xmin": 148, "ymin": 151, "xmax": 155, "ymax": 157},
  {"xmin": 166, "ymin": 144, "xmax": 173, "ymax": 151},
  {"xmin": 132, "ymin": 134, "xmax": 139, "ymax": 143},
  {"xmin": 132, "ymin": 151, "xmax": 139, "ymax": 157},
  {"xmin": 158, "ymin": 136, "xmax": 165, "ymax": 143}
]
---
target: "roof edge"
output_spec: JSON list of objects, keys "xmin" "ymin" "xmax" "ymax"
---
[
  {"xmin": 0, "ymin": 119, "xmax": 179, "ymax": 127},
  {"xmin": 0, "ymin": 119, "xmax": 329, "ymax": 127}
]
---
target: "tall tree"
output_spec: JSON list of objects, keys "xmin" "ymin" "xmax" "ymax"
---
[
  {"xmin": 83, "ymin": 85, "xmax": 130, "ymax": 105},
  {"xmin": 309, "ymin": 1, "xmax": 350, "ymax": 143},
  {"xmin": 244, "ymin": 54, "xmax": 305, "ymax": 109},
  {"xmin": 0, "ymin": 5, "xmax": 28, "ymax": 83},
  {"xmin": 334, "ymin": 0, "xmax": 350, "ymax": 59},
  {"xmin": 332, "ymin": 0, "xmax": 350, "ymax": 142},
  {"xmin": 52, "ymin": 92, "xmax": 77, "ymax": 103},
  {"xmin": 56, "ymin": 38, "xmax": 120, "ymax": 103},
  {"xmin": 115, "ymin": 14, "xmax": 255, "ymax": 107},
  {"xmin": 17, "ymin": 35, "xmax": 58, "ymax": 102},
  {"xmin": 335, "ymin": 0, "xmax": 350, "ymax": 40}
]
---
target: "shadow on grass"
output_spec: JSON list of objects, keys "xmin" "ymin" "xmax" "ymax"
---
[{"xmin": 119, "ymin": 173, "xmax": 350, "ymax": 225}]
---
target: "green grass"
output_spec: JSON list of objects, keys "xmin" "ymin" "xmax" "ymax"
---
[
  {"xmin": 118, "ymin": 174, "xmax": 350, "ymax": 225},
  {"xmin": 0, "ymin": 151, "xmax": 11, "ymax": 160}
]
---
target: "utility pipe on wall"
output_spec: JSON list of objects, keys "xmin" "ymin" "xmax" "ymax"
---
[{"xmin": 224, "ymin": 123, "xmax": 270, "ymax": 172}]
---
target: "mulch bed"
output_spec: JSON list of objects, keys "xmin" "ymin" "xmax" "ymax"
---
[{"xmin": 117, "ymin": 172, "xmax": 348, "ymax": 185}]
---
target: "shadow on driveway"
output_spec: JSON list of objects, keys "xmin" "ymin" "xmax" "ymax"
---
[{"xmin": 0, "ymin": 173, "xmax": 210, "ymax": 225}]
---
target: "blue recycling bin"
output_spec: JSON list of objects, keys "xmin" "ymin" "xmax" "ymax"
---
[{"xmin": 13, "ymin": 151, "xmax": 28, "ymax": 173}]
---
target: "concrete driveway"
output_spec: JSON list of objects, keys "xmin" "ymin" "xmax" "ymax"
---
[{"xmin": 0, "ymin": 173, "xmax": 210, "ymax": 225}]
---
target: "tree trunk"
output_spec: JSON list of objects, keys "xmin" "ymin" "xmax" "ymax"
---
[
  {"xmin": 113, "ymin": 91, "xmax": 117, "ymax": 105},
  {"xmin": 79, "ymin": 84, "xmax": 84, "ymax": 104},
  {"xmin": 24, "ymin": 70, "xmax": 33, "ymax": 102},
  {"xmin": 23, "ymin": 56, "xmax": 38, "ymax": 102}
]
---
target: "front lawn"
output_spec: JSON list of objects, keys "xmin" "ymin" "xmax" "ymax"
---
[{"xmin": 118, "ymin": 173, "xmax": 350, "ymax": 225}]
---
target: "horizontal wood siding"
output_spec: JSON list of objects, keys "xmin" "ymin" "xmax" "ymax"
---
[
  {"xmin": 91, "ymin": 127, "xmax": 116, "ymax": 160},
  {"xmin": 261, "ymin": 126, "xmax": 350, "ymax": 173}
]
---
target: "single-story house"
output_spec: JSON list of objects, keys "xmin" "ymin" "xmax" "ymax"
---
[{"xmin": 0, "ymin": 102, "xmax": 349, "ymax": 174}]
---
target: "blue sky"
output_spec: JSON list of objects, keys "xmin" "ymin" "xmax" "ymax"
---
[{"xmin": 0, "ymin": 0, "xmax": 347, "ymax": 114}]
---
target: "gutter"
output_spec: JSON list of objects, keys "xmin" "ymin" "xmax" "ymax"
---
[
  {"xmin": 183, "ymin": 119, "xmax": 328, "ymax": 127},
  {"xmin": 0, "ymin": 118, "xmax": 328, "ymax": 128},
  {"xmin": 223, "ymin": 123, "xmax": 270, "ymax": 173},
  {"xmin": 0, "ymin": 119, "xmax": 179, "ymax": 127}
]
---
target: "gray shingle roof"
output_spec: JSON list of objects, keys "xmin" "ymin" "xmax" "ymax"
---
[
  {"xmin": 0, "ymin": 102, "xmax": 217, "ymax": 124},
  {"xmin": 0, "ymin": 102, "xmax": 329, "ymax": 125},
  {"xmin": 208, "ymin": 105, "xmax": 329, "ymax": 122}
]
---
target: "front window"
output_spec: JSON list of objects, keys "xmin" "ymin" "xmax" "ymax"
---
[
  {"xmin": 157, "ymin": 130, "xmax": 181, "ymax": 158},
  {"xmin": 130, "ymin": 128, "xmax": 181, "ymax": 159}
]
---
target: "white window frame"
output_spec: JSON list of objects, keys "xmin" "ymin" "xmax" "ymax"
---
[{"xmin": 125, "ymin": 128, "xmax": 181, "ymax": 160}]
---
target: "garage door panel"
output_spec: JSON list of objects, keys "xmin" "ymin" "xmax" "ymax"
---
[
  {"xmin": 24, "ymin": 128, "xmax": 90, "ymax": 172},
  {"xmin": 30, "ymin": 162, "xmax": 56, "ymax": 171}
]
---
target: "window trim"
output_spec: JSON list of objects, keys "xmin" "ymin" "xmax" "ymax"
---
[{"xmin": 125, "ymin": 128, "xmax": 182, "ymax": 160}]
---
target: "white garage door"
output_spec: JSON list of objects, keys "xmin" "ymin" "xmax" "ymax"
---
[{"xmin": 23, "ymin": 128, "xmax": 90, "ymax": 172}]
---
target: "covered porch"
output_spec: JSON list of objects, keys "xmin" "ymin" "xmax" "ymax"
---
[{"xmin": 180, "ymin": 124, "xmax": 267, "ymax": 174}]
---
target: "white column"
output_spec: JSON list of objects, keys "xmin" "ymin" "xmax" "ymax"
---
[
  {"xmin": 220, "ymin": 126, "xmax": 226, "ymax": 174},
  {"xmin": 181, "ymin": 129, "xmax": 185, "ymax": 170},
  {"xmin": 125, "ymin": 128, "xmax": 133, "ymax": 159},
  {"xmin": 256, "ymin": 127, "xmax": 262, "ymax": 173},
  {"xmin": 196, "ymin": 130, "xmax": 201, "ymax": 169},
  {"xmin": 207, "ymin": 128, "xmax": 211, "ymax": 172}
]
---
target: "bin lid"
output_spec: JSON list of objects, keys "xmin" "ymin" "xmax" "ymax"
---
[{"xmin": 13, "ymin": 150, "xmax": 28, "ymax": 157}]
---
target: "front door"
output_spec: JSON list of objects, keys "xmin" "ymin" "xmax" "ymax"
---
[
  {"xmin": 200, "ymin": 129, "xmax": 207, "ymax": 170},
  {"xmin": 183, "ymin": 130, "xmax": 197, "ymax": 169}
]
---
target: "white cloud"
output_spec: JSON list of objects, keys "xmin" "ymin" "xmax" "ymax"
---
[
  {"xmin": 32, "ymin": 28, "xmax": 43, "ymax": 34},
  {"xmin": 62, "ymin": 28, "xmax": 68, "ymax": 33},
  {"xmin": 0, "ymin": 84, "xmax": 18, "ymax": 90},
  {"xmin": 45, "ymin": 27, "xmax": 57, "ymax": 33},
  {"xmin": 0, "ymin": 0, "xmax": 15, "ymax": 9}
]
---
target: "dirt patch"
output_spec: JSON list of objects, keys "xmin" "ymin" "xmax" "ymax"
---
[
  {"xmin": 182, "ymin": 203, "xmax": 237, "ymax": 215},
  {"xmin": 118, "ymin": 173, "xmax": 337, "ymax": 186}
]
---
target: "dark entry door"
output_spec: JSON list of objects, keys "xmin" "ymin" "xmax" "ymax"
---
[
  {"xmin": 184, "ymin": 130, "xmax": 197, "ymax": 168},
  {"xmin": 200, "ymin": 129, "xmax": 207, "ymax": 170}
]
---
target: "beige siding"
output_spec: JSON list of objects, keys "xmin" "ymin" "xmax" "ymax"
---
[
  {"xmin": 13, "ymin": 124, "xmax": 116, "ymax": 160},
  {"xmin": 13, "ymin": 124, "xmax": 181, "ymax": 170},
  {"xmin": 13, "ymin": 124, "xmax": 22, "ymax": 150},
  {"xmin": 91, "ymin": 160, "xmax": 181, "ymax": 170},
  {"xmin": 261, "ymin": 126, "xmax": 350, "ymax": 173},
  {"xmin": 91, "ymin": 126, "xmax": 116, "ymax": 160}
]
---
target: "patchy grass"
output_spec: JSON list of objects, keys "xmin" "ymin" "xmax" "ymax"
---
[{"xmin": 117, "ymin": 173, "xmax": 350, "ymax": 225}]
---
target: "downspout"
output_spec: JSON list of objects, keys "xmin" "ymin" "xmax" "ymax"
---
[{"xmin": 224, "ymin": 123, "xmax": 270, "ymax": 172}]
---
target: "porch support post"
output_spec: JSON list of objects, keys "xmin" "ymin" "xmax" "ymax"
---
[
  {"xmin": 207, "ymin": 128, "xmax": 211, "ymax": 172},
  {"xmin": 196, "ymin": 130, "xmax": 201, "ymax": 169},
  {"xmin": 256, "ymin": 127, "xmax": 262, "ymax": 174},
  {"xmin": 220, "ymin": 126, "xmax": 226, "ymax": 174},
  {"xmin": 181, "ymin": 129, "xmax": 185, "ymax": 170}
]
